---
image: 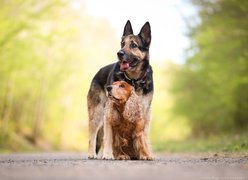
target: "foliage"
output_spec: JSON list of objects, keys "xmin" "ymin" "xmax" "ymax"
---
[
  {"xmin": 171, "ymin": 0, "xmax": 248, "ymax": 136},
  {"xmin": 0, "ymin": 0, "xmax": 118, "ymax": 151}
]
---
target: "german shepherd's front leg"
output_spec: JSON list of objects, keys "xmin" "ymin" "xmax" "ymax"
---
[
  {"xmin": 142, "ymin": 93, "xmax": 154, "ymax": 159},
  {"xmin": 87, "ymin": 83, "xmax": 106, "ymax": 159}
]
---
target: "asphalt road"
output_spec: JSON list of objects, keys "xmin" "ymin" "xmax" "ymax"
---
[{"xmin": 0, "ymin": 153, "xmax": 248, "ymax": 180}]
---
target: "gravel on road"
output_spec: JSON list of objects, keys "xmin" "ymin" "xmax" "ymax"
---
[{"xmin": 0, "ymin": 153, "xmax": 248, "ymax": 180}]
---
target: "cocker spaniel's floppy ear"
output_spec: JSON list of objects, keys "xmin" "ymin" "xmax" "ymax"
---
[{"xmin": 123, "ymin": 88, "xmax": 142, "ymax": 122}]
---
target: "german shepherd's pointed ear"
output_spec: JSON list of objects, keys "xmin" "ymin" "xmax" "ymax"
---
[
  {"xmin": 123, "ymin": 20, "xmax": 133, "ymax": 36},
  {"xmin": 139, "ymin": 22, "xmax": 151, "ymax": 48}
]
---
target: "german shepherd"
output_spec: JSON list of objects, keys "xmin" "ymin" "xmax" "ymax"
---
[{"xmin": 87, "ymin": 20, "xmax": 153, "ymax": 159}]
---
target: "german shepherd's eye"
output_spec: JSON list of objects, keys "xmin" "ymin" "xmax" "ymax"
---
[
  {"xmin": 121, "ymin": 42, "xmax": 125, "ymax": 47},
  {"xmin": 130, "ymin": 43, "xmax": 138, "ymax": 48},
  {"xmin": 119, "ymin": 84, "xmax": 125, "ymax": 88}
]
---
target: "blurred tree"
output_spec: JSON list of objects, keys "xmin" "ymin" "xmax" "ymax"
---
[
  {"xmin": 0, "ymin": 0, "xmax": 61, "ymax": 145},
  {"xmin": 172, "ymin": 0, "xmax": 248, "ymax": 136},
  {"xmin": 0, "ymin": 0, "xmax": 118, "ymax": 151}
]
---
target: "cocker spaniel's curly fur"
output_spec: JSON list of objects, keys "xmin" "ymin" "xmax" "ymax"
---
[{"xmin": 103, "ymin": 81, "xmax": 153, "ymax": 160}]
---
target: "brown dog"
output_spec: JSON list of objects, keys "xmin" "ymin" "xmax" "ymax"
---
[{"xmin": 104, "ymin": 81, "xmax": 152, "ymax": 160}]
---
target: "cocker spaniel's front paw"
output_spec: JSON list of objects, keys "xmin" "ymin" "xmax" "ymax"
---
[
  {"xmin": 116, "ymin": 154, "xmax": 130, "ymax": 160},
  {"xmin": 139, "ymin": 154, "xmax": 153, "ymax": 161}
]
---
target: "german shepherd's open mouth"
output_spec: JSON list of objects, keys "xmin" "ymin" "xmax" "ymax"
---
[{"xmin": 119, "ymin": 58, "xmax": 139, "ymax": 71}]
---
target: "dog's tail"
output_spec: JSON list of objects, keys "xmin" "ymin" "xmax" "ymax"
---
[{"xmin": 96, "ymin": 126, "xmax": 103, "ymax": 154}]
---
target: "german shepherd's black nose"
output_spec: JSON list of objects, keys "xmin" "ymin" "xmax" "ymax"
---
[
  {"xmin": 106, "ymin": 86, "xmax": 112, "ymax": 92},
  {"xmin": 117, "ymin": 50, "xmax": 125, "ymax": 59}
]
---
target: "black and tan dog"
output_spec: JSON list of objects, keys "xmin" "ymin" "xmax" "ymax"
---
[{"xmin": 87, "ymin": 20, "xmax": 153, "ymax": 160}]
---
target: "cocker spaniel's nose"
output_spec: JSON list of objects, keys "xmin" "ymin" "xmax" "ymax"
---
[{"xmin": 106, "ymin": 86, "xmax": 112, "ymax": 92}]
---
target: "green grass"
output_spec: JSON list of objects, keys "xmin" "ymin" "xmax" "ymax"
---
[{"xmin": 153, "ymin": 132, "xmax": 248, "ymax": 153}]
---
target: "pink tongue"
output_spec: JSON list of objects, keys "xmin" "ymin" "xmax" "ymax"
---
[{"xmin": 121, "ymin": 62, "xmax": 129, "ymax": 70}]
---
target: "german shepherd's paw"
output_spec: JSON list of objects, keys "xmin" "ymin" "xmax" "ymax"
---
[{"xmin": 88, "ymin": 153, "xmax": 97, "ymax": 159}]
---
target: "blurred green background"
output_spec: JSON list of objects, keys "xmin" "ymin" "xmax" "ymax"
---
[{"xmin": 0, "ymin": 0, "xmax": 247, "ymax": 153}]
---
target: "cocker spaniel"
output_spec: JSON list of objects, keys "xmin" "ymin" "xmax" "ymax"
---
[{"xmin": 102, "ymin": 81, "xmax": 153, "ymax": 160}]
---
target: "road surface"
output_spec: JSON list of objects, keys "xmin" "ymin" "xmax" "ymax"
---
[{"xmin": 0, "ymin": 153, "xmax": 248, "ymax": 180}]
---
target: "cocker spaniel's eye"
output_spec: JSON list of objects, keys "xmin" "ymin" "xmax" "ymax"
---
[{"xmin": 119, "ymin": 84, "xmax": 125, "ymax": 88}]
